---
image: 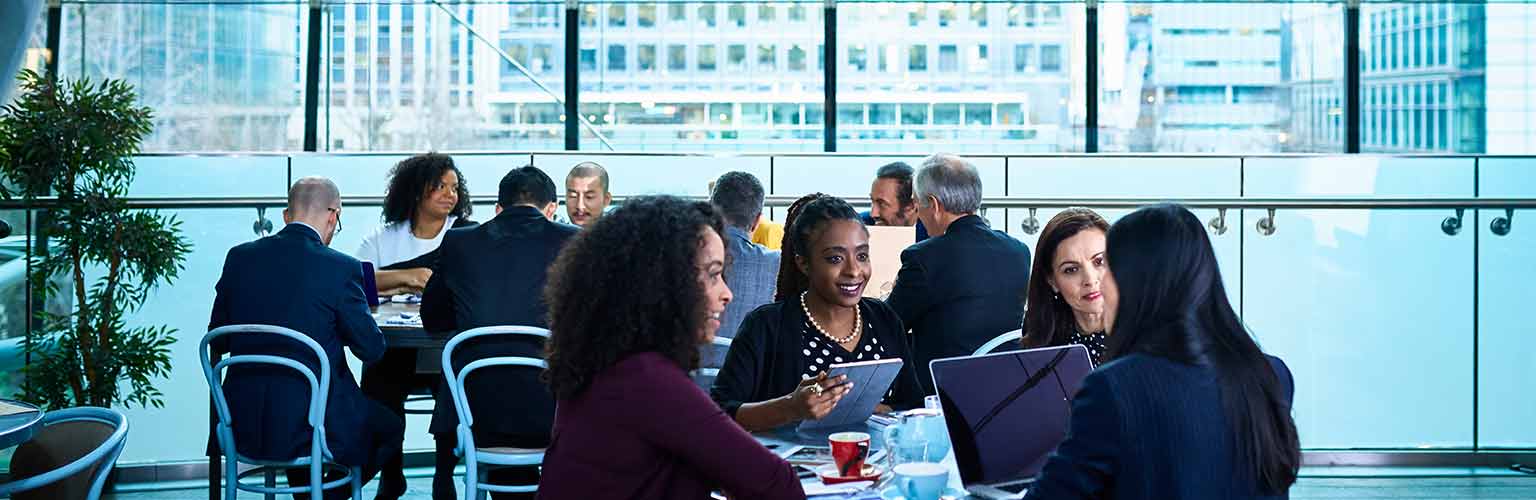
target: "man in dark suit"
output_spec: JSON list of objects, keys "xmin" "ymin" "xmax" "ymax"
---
[
  {"xmin": 420, "ymin": 166, "xmax": 577, "ymax": 500},
  {"xmin": 886, "ymin": 154, "xmax": 1031, "ymax": 395},
  {"xmin": 209, "ymin": 176, "xmax": 404, "ymax": 499}
]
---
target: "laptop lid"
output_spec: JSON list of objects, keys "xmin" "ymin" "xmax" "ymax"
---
[
  {"xmin": 360, "ymin": 261, "xmax": 380, "ymax": 307},
  {"xmin": 929, "ymin": 345, "xmax": 1093, "ymax": 487}
]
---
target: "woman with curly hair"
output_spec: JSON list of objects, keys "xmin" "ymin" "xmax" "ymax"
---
[
  {"xmin": 710, "ymin": 193, "xmax": 924, "ymax": 432},
  {"xmin": 356, "ymin": 152, "xmax": 475, "ymax": 295},
  {"xmin": 538, "ymin": 196, "xmax": 804, "ymax": 500}
]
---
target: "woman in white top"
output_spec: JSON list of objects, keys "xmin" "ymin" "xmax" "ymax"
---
[{"xmin": 357, "ymin": 153, "xmax": 475, "ymax": 295}]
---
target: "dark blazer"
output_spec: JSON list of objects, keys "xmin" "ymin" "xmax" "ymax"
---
[
  {"xmin": 419, "ymin": 206, "xmax": 579, "ymax": 440},
  {"xmin": 711, "ymin": 298, "xmax": 925, "ymax": 419},
  {"xmin": 1024, "ymin": 354, "xmax": 1297, "ymax": 500},
  {"xmin": 886, "ymin": 214, "xmax": 1031, "ymax": 394},
  {"xmin": 208, "ymin": 223, "xmax": 386, "ymax": 466}
]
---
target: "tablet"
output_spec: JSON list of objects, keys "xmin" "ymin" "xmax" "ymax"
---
[{"xmin": 797, "ymin": 358, "xmax": 904, "ymax": 431}]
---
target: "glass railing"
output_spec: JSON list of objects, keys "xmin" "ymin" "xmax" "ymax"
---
[{"xmin": 1, "ymin": 152, "xmax": 1532, "ymax": 468}]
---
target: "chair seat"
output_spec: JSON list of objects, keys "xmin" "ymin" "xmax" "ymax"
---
[{"xmin": 474, "ymin": 447, "xmax": 546, "ymax": 466}]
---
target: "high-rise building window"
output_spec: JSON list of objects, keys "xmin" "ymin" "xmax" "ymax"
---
[
  {"xmin": 699, "ymin": 45, "xmax": 717, "ymax": 71},
  {"xmin": 608, "ymin": 44, "xmax": 627, "ymax": 71},
  {"xmin": 579, "ymin": 48, "xmax": 597, "ymax": 72},
  {"xmin": 909, "ymin": 5, "xmax": 927, "ymax": 26},
  {"xmin": 938, "ymin": 45, "xmax": 958, "ymax": 72},
  {"xmin": 1040, "ymin": 44, "xmax": 1062, "ymax": 72},
  {"xmin": 727, "ymin": 44, "xmax": 747, "ymax": 71},
  {"xmin": 668, "ymin": 44, "xmax": 687, "ymax": 71},
  {"xmin": 939, "ymin": 5, "xmax": 957, "ymax": 27},
  {"xmin": 789, "ymin": 5, "xmax": 806, "ymax": 22},
  {"xmin": 971, "ymin": 3, "xmax": 988, "ymax": 27},
  {"xmin": 758, "ymin": 44, "xmax": 776, "ymax": 70},
  {"xmin": 969, "ymin": 44, "xmax": 989, "ymax": 72},
  {"xmin": 699, "ymin": 4, "xmax": 717, "ymax": 27},
  {"xmin": 759, "ymin": 5, "xmax": 775, "ymax": 22},
  {"xmin": 639, "ymin": 44, "xmax": 657, "ymax": 71},
  {"xmin": 909, "ymin": 44, "xmax": 928, "ymax": 71},
  {"xmin": 580, "ymin": 5, "xmax": 598, "ymax": 27},
  {"xmin": 729, "ymin": 4, "xmax": 747, "ymax": 27},
  {"xmin": 849, "ymin": 45, "xmax": 868, "ymax": 71},
  {"xmin": 1014, "ymin": 44, "xmax": 1033, "ymax": 72},
  {"xmin": 668, "ymin": 4, "xmax": 686, "ymax": 22},
  {"xmin": 609, "ymin": 4, "xmax": 627, "ymax": 27},
  {"xmin": 1042, "ymin": 5, "xmax": 1062, "ymax": 25},
  {"xmin": 789, "ymin": 44, "xmax": 807, "ymax": 71},
  {"xmin": 638, "ymin": 4, "xmax": 656, "ymax": 27}
]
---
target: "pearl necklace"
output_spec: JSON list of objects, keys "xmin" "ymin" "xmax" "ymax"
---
[{"xmin": 801, "ymin": 291, "xmax": 861, "ymax": 345}]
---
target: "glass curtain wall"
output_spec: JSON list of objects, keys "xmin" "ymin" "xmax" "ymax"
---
[{"xmin": 37, "ymin": 1, "xmax": 1536, "ymax": 153}]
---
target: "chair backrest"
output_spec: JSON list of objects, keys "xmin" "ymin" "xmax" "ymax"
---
[
  {"xmin": 200, "ymin": 325, "xmax": 334, "ymax": 463},
  {"xmin": 973, "ymin": 329, "xmax": 1024, "ymax": 356},
  {"xmin": 0, "ymin": 407, "xmax": 129, "ymax": 500},
  {"xmin": 441, "ymin": 326, "xmax": 551, "ymax": 431}
]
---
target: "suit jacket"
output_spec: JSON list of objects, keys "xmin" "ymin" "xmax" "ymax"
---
[
  {"xmin": 207, "ymin": 223, "xmax": 386, "ymax": 466},
  {"xmin": 711, "ymin": 226, "xmax": 781, "ymax": 366},
  {"xmin": 1024, "ymin": 354, "xmax": 1296, "ymax": 500},
  {"xmin": 886, "ymin": 214, "xmax": 1031, "ymax": 394},
  {"xmin": 420, "ymin": 206, "xmax": 579, "ymax": 440}
]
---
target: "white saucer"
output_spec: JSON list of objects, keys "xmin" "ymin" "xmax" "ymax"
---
[{"xmin": 879, "ymin": 485, "xmax": 968, "ymax": 500}]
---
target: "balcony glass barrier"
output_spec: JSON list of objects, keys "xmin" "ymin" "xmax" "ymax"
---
[{"xmin": 4, "ymin": 152, "xmax": 1531, "ymax": 466}]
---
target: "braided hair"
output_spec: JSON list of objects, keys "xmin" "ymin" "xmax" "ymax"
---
[{"xmin": 774, "ymin": 193, "xmax": 864, "ymax": 302}]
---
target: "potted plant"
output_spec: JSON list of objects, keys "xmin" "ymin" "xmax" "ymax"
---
[{"xmin": 0, "ymin": 69, "xmax": 190, "ymax": 409}]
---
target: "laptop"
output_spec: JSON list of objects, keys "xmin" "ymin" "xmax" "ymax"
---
[
  {"xmin": 928, "ymin": 345, "xmax": 1094, "ymax": 499},
  {"xmin": 360, "ymin": 261, "xmax": 380, "ymax": 307}
]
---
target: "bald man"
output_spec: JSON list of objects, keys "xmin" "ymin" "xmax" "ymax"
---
[
  {"xmin": 564, "ymin": 162, "xmax": 612, "ymax": 227},
  {"xmin": 209, "ymin": 177, "xmax": 406, "ymax": 499}
]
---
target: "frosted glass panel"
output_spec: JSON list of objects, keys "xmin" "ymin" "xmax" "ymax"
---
[
  {"xmin": 772, "ymin": 155, "xmax": 1007, "ymax": 230},
  {"xmin": 1004, "ymin": 157, "xmax": 1242, "ymax": 311},
  {"xmin": 1476, "ymin": 157, "xmax": 1536, "ymax": 448},
  {"xmin": 1243, "ymin": 156, "xmax": 1475, "ymax": 449},
  {"xmin": 129, "ymin": 155, "xmax": 288, "ymax": 198},
  {"xmin": 532, "ymin": 153, "xmax": 772, "ymax": 197}
]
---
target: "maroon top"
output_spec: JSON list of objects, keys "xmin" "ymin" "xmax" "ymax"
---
[{"xmin": 538, "ymin": 351, "xmax": 806, "ymax": 500}]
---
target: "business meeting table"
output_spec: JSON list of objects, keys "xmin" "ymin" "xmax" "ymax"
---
[
  {"xmin": 0, "ymin": 399, "xmax": 44, "ymax": 451},
  {"xmin": 757, "ymin": 423, "xmax": 979, "ymax": 500}
]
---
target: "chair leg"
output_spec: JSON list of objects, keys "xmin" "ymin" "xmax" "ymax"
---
[
  {"xmin": 463, "ymin": 458, "xmax": 476, "ymax": 500},
  {"xmin": 263, "ymin": 469, "xmax": 276, "ymax": 500},
  {"xmin": 474, "ymin": 468, "xmax": 488, "ymax": 500},
  {"xmin": 351, "ymin": 466, "xmax": 363, "ymax": 500},
  {"xmin": 226, "ymin": 458, "xmax": 239, "ymax": 500}
]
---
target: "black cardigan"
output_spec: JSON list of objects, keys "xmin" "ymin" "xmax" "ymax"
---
[{"xmin": 711, "ymin": 298, "xmax": 926, "ymax": 419}]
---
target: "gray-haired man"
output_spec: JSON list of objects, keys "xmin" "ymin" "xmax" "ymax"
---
[{"xmin": 887, "ymin": 154, "xmax": 1032, "ymax": 394}]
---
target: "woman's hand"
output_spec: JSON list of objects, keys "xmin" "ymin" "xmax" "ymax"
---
[{"xmin": 789, "ymin": 373, "xmax": 851, "ymax": 420}]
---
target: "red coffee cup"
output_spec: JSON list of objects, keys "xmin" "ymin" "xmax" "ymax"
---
[{"xmin": 829, "ymin": 431, "xmax": 872, "ymax": 478}]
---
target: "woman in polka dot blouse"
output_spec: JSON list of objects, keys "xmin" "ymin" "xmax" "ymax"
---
[
  {"xmin": 1020, "ymin": 208, "xmax": 1112, "ymax": 366},
  {"xmin": 711, "ymin": 194, "xmax": 925, "ymax": 432}
]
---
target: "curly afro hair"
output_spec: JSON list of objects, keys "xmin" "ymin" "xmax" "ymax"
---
[
  {"xmin": 543, "ymin": 195, "xmax": 727, "ymax": 400},
  {"xmin": 382, "ymin": 152, "xmax": 472, "ymax": 225}
]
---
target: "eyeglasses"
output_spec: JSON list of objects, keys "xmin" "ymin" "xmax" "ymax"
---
[{"xmin": 328, "ymin": 207, "xmax": 342, "ymax": 235}]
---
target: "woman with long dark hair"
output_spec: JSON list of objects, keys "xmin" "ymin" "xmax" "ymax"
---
[
  {"xmin": 1025, "ymin": 204, "xmax": 1300, "ymax": 500},
  {"xmin": 1020, "ymin": 208, "xmax": 1112, "ymax": 364},
  {"xmin": 711, "ymin": 193, "xmax": 925, "ymax": 432},
  {"xmin": 538, "ymin": 196, "xmax": 803, "ymax": 500}
]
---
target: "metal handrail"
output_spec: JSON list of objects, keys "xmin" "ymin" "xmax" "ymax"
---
[{"xmin": 2, "ymin": 195, "xmax": 1533, "ymax": 210}]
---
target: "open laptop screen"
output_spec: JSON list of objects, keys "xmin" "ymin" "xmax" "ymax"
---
[
  {"xmin": 361, "ymin": 261, "xmax": 380, "ymax": 307},
  {"xmin": 929, "ymin": 345, "xmax": 1093, "ymax": 486}
]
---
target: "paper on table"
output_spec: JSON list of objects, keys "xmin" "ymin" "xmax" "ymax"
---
[
  {"xmin": 865, "ymin": 225, "xmax": 916, "ymax": 299},
  {"xmin": 0, "ymin": 401, "xmax": 38, "ymax": 416}
]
